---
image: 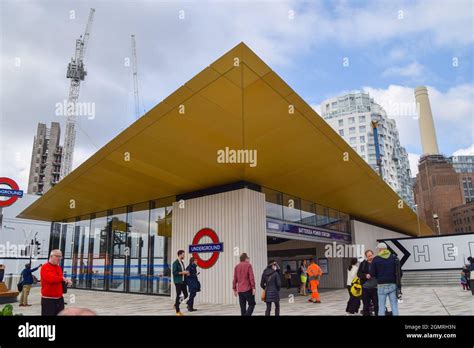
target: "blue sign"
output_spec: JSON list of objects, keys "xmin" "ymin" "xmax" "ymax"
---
[
  {"xmin": 189, "ymin": 243, "xmax": 224, "ymax": 253},
  {"xmin": 267, "ymin": 220, "xmax": 351, "ymax": 243},
  {"xmin": 0, "ymin": 188, "xmax": 23, "ymax": 198}
]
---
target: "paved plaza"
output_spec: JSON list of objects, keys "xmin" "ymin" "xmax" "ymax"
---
[{"xmin": 11, "ymin": 285, "xmax": 473, "ymax": 316}]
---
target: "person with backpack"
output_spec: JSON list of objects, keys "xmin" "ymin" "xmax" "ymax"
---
[
  {"xmin": 357, "ymin": 249, "xmax": 379, "ymax": 316},
  {"xmin": 345, "ymin": 258, "xmax": 361, "ymax": 315},
  {"xmin": 371, "ymin": 242, "xmax": 402, "ymax": 316},
  {"xmin": 19, "ymin": 263, "xmax": 42, "ymax": 307},
  {"xmin": 260, "ymin": 260, "xmax": 281, "ymax": 316}
]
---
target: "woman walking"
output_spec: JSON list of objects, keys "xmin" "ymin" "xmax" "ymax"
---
[
  {"xmin": 185, "ymin": 257, "xmax": 201, "ymax": 312},
  {"xmin": 260, "ymin": 261, "xmax": 281, "ymax": 316},
  {"xmin": 346, "ymin": 258, "xmax": 361, "ymax": 315}
]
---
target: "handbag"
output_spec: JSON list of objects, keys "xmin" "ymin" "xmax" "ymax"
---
[{"xmin": 62, "ymin": 280, "xmax": 68, "ymax": 294}]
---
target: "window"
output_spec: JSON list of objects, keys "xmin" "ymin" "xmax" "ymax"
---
[
  {"xmin": 338, "ymin": 119, "xmax": 344, "ymax": 127},
  {"xmin": 108, "ymin": 207, "xmax": 127, "ymax": 292},
  {"xmin": 348, "ymin": 117, "xmax": 355, "ymax": 124},
  {"xmin": 282, "ymin": 194, "xmax": 301, "ymax": 222},
  {"xmin": 301, "ymin": 200, "xmax": 316, "ymax": 226},
  {"xmin": 149, "ymin": 197, "xmax": 173, "ymax": 295},
  {"xmin": 350, "ymin": 137, "xmax": 357, "ymax": 145},
  {"xmin": 349, "ymin": 127, "xmax": 356, "ymax": 134},
  {"xmin": 360, "ymin": 136, "xmax": 365, "ymax": 142},
  {"xmin": 90, "ymin": 211, "xmax": 108, "ymax": 290},
  {"xmin": 263, "ymin": 187, "xmax": 283, "ymax": 220},
  {"xmin": 339, "ymin": 129, "xmax": 344, "ymax": 136},
  {"xmin": 360, "ymin": 145, "xmax": 365, "ymax": 152},
  {"xmin": 359, "ymin": 126, "xmax": 366, "ymax": 133},
  {"xmin": 359, "ymin": 115, "xmax": 366, "ymax": 122},
  {"xmin": 127, "ymin": 202, "xmax": 151, "ymax": 293}
]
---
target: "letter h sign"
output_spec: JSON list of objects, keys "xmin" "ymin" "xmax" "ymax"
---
[{"xmin": 413, "ymin": 245, "xmax": 430, "ymax": 263}]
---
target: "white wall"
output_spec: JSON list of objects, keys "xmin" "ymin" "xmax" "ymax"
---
[
  {"xmin": 351, "ymin": 220, "xmax": 409, "ymax": 253},
  {"xmin": 171, "ymin": 188, "xmax": 267, "ymax": 305}
]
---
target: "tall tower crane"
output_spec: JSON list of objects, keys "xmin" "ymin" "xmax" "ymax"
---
[
  {"xmin": 131, "ymin": 34, "xmax": 142, "ymax": 120},
  {"xmin": 61, "ymin": 8, "xmax": 95, "ymax": 179}
]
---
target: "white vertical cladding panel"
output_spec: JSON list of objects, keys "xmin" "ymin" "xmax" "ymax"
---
[
  {"xmin": 351, "ymin": 220, "xmax": 410, "ymax": 252},
  {"xmin": 171, "ymin": 188, "xmax": 267, "ymax": 305}
]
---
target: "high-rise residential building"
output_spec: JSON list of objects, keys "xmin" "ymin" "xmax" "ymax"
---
[
  {"xmin": 320, "ymin": 92, "xmax": 414, "ymax": 208},
  {"xmin": 27, "ymin": 122, "xmax": 63, "ymax": 195}
]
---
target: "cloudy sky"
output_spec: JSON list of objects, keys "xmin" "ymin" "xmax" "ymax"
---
[{"xmin": 1, "ymin": 0, "xmax": 473, "ymax": 190}]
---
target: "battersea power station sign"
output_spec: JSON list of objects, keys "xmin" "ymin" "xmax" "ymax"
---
[{"xmin": 188, "ymin": 228, "xmax": 224, "ymax": 269}]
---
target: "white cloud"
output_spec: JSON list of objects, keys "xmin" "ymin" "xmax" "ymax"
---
[
  {"xmin": 361, "ymin": 84, "xmax": 474, "ymax": 155},
  {"xmin": 408, "ymin": 153, "xmax": 420, "ymax": 176},
  {"xmin": 453, "ymin": 144, "xmax": 474, "ymax": 156},
  {"xmin": 381, "ymin": 62, "xmax": 425, "ymax": 78}
]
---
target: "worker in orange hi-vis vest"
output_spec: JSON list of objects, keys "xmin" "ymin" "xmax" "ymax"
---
[{"xmin": 307, "ymin": 258, "xmax": 322, "ymax": 303}]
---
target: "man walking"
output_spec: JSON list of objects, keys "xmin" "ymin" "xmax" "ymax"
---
[
  {"xmin": 357, "ymin": 250, "xmax": 378, "ymax": 316},
  {"xmin": 233, "ymin": 253, "xmax": 256, "ymax": 316},
  {"xmin": 40, "ymin": 249, "xmax": 72, "ymax": 316},
  {"xmin": 172, "ymin": 250, "xmax": 189, "ymax": 316},
  {"xmin": 307, "ymin": 257, "xmax": 322, "ymax": 303},
  {"xmin": 371, "ymin": 243, "xmax": 402, "ymax": 316},
  {"xmin": 19, "ymin": 263, "xmax": 41, "ymax": 307}
]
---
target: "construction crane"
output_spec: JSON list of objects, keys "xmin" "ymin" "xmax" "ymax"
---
[
  {"xmin": 131, "ymin": 34, "xmax": 143, "ymax": 120},
  {"xmin": 61, "ymin": 8, "xmax": 95, "ymax": 179}
]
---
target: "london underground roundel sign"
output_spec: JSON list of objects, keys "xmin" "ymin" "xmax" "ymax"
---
[
  {"xmin": 188, "ymin": 228, "xmax": 223, "ymax": 269},
  {"xmin": 0, "ymin": 177, "xmax": 23, "ymax": 207}
]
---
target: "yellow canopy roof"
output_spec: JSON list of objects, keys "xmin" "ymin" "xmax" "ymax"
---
[{"xmin": 18, "ymin": 42, "xmax": 432, "ymax": 236}]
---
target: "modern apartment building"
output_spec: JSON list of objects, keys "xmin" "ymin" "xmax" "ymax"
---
[
  {"xmin": 27, "ymin": 122, "xmax": 63, "ymax": 195},
  {"xmin": 320, "ymin": 92, "xmax": 414, "ymax": 208}
]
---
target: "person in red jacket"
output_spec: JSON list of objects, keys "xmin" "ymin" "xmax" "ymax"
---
[{"xmin": 40, "ymin": 249, "xmax": 72, "ymax": 316}]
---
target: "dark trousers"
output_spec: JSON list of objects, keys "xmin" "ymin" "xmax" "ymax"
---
[
  {"xmin": 361, "ymin": 287, "xmax": 379, "ymax": 316},
  {"xmin": 286, "ymin": 279, "xmax": 291, "ymax": 289},
  {"xmin": 345, "ymin": 286, "xmax": 361, "ymax": 314},
  {"xmin": 265, "ymin": 301, "xmax": 280, "ymax": 316},
  {"xmin": 238, "ymin": 290, "xmax": 256, "ymax": 316},
  {"xmin": 174, "ymin": 283, "xmax": 188, "ymax": 313},
  {"xmin": 187, "ymin": 291, "xmax": 197, "ymax": 309},
  {"xmin": 41, "ymin": 297, "xmax": 65, "ymax": 316},
  {"xmin": 470, "ymin": 280, "xmax": 474, "ymax": 295}
]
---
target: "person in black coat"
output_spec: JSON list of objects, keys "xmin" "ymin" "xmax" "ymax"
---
[
  {"xmin": 357, "ymin": 250, "xmax": 378, "ymax": 316},
  {"xmin": 260, "ymin": 260, "xmax": 281, "ymax": 316},
  {"xmin": 185, "ymin": 257, "xmax": 201, "ymax": 312}
]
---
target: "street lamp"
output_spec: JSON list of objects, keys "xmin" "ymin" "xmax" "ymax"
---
[
  {"xmin": 370, "ymin": 113, "xmax": 383, "ymax": 179},
  {"xmin": 433, "ymin": 213, "xmax": 441, "ymax": 235}
]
